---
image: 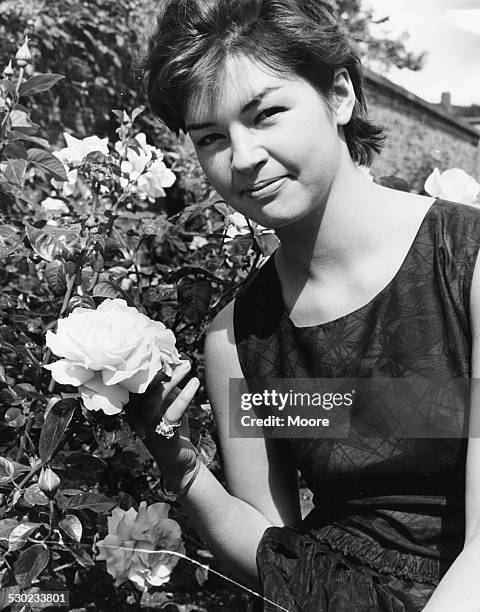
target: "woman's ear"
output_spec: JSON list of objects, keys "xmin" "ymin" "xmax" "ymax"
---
[{"xmin": 332, "ymin": 68, "xmax": 356, "ymax": 126}]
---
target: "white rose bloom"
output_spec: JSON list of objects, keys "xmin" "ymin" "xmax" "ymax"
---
[
  {"xmin": 189, "ymin": 236, "xmax": 209, "ymax": 250},
  {"xmin": 224, "ymin": 212, "xmax": 274, "ymax": 242},
  {"xmin": 424, "ymin": 168, "xmax": 480, "ymax": 206},
  {"xmin": 120, "ymin": 147, "xmax": 149, "ymax": 185},
  {"xmin": 95, "ymin": 501, "xmax": 185, "ymax": 591},
  {"xmin": 136, "ymin": 159, "xmax": 176, "ymax": 201},
  {"xmin": 51, "ymin": 167, "xmax": 78, "ymax": 197},
  {"xmin": 44, "ymin": 299, "xmax": 182, "ymax": 415},
  {"xmin": 54, "ymin": 133, "xmax": 109, "ymax": 165},
  {"xmin": 225, "ymin": 212, "xmax": 250, "ymax": 241},
  {"xmin": 134, "ymin": 133, "xmax": 158, "ymax": 159},
  {"xmin": 40, "ymin": 197, "xmax": 69, "ymax": 215}
]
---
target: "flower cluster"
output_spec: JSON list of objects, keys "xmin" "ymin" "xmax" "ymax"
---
[
  {"xmin": 115, "ymin": 133, "xmax": 176, "ymax": 201},
  {"xmin": 48, "ymin": 129, "xmax": 176, "ymax": 203},
  {"xmin": 51, "ymin": 133, "xmax": 109, "ymax": 198},
  {"xmin": 44, "ymin": 299, "xmax": 182, "ymax": 414},
  {"xmin": 95, "ymin": 502, "xmax": 185, "ymax": 591}
]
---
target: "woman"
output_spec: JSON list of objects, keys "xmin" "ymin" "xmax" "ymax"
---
[{"xmin": 133, "ymin": 1, "xmax": 480, "ymax": 610}]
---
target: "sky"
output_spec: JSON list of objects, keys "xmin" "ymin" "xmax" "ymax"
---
[{"xmin": 365, "ymin": 0, "xmax": 480, "ymax": 106}]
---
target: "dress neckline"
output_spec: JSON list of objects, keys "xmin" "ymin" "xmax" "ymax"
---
[{"xmin": 272, "ymin": 198, "xmax": 438, "ymax": 330}]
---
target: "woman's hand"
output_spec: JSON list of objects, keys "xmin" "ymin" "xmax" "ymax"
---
[{"xmin": 125, "ymin": 360, "xmax": 201, "ymax": 493}]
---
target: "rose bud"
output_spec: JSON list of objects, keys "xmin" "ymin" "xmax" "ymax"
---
[
  {"xmin": 15, "ymin": 37, "xmax": 32, "ymax": 67},
  {"xmin": 3, "ymin": 60, "xmax": 14, "ymax": 78},
  {"xmin": 38, "ymin": 466, "xmax": 61, "ymax": 497}
]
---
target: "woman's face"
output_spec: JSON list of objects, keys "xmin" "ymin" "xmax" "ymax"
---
[{"xmin": 185, "ymin": 55, "xmax": 348, "ymax": 229}]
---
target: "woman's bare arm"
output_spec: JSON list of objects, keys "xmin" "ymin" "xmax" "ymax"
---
[
  {"xmin": 422, "ymin": 253, "xmax": 480, "ymax": 612},
  {"xmin": 179, "ymin": 300, "xmax": 301, "ymax": 589}
]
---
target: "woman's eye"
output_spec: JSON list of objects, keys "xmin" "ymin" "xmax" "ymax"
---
[
  {"xmin": 255, "ymin": 107, "xmax": 285, "ymax": 124},
  {"xmin": 197, "ymin": 133, "xmax": 223, "ymax": 147}
]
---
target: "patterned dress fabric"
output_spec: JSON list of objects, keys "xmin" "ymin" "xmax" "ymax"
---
[{"xmin": 233, "ymin": 199, "xmax": 480, "ymax": 611}]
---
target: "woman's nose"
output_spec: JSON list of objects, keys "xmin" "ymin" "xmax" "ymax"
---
[{"xmin": 230, "ymin": 128, "xmax": 268, "ymax": 174}]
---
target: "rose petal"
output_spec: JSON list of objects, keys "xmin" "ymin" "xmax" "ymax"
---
[
  {"xmin": 44, "ymin": 360, "xmax": 94, "ymax": 386},
  {"xmin": 79, "ymin": 373, "xmax": 129, "ymax": 415}
]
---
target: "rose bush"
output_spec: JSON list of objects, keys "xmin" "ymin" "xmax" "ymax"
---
[
  {"xmin": 95, "ymin": 501, "xmax": 185, "ymax": 591},
  {"xmin": 44, "ymin": 299, "xmax": 182, "ymax": 414},
  {"xmin": 0, "ymin": 28, "xmax": 264, "ymax": 612}
]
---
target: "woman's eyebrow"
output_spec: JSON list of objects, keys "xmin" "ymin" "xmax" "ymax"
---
[{"xmin": 186, "ymin": 86, "xmax": 282, "ymax": 132}]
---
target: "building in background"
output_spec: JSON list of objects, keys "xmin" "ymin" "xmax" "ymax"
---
[
  {"xmin": 364, "ymin": 69, "xmax": 480, "ymax": 191},
  {"xmin": 434, "ymin": 93, "xmax": 480, "ymax": 134}
]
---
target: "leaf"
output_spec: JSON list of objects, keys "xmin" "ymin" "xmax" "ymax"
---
[
  {"xmin": 92, "ymin": 281, "xmax": 131, "ymax": 302},
  {"xmin": 177, "ymin": 277, "xmax": 212, "ymax": 325},
  {"xmin": 0, "ymin": 586, "xmax": 21, "ymax": 611},
  {"xmin": 27, "ymin": 149, "xmax": 67, "ymax": 182},
  {"xmin": 195, "ymin": 564, "xmax": 209, "ymax": 587},
  {"xmin": 0, "ymin": 224, "xmax": 22, "ymax": 258},
  {"xmin": 9, "ymin": 110, "xmax": 33, "ymax": 128},
  {"xmin": 10, "ymin": 461, "xmax": 31, "ymax": 479},
  {"xmin": 3, "ymin": 140, "xmax": 28, "ymax": 160},
  {"xmin": 0, "ymin": 518, "xmax": 20, "ymax": 549},
  {"xmin": 23, "ymin": 484, "xmax": 49, "ymax": 507},
  {"xmin": 253, "ymin": 232, "xmax": 280, "ymax": 257},
  {"xmin": 2, "ymin": 159, "xmax": 27, "ymax": 187},
  {"xmin": 8, "ymin": 522, "xmax": 42, "ymax": 552},
  {"xmin": 7, "ymin": 130, "xmax": 50, "ymax": 149},
  {"xmin": 0, "ymin": 78, "xmax": 16, "ymax": 97},
  {"xmin": 131, "ymin": 106, "xmax": 145, "ymax": 121},
  {"xmin": 38, "ymin": 398, "xmax": 77, "ymax": 463},
  {"xmin": 18, "ymin": 74, "xmax": 64, "ymax": 97},
  {"xmin": 59, "ymin": 515, "xmax": 82, "ymax": 542},
  {"xmin": 68, "ymin": 546, "xmax": 94, "ymax": 567},
  {"xmin": 58, "ymin": 492, "xmax": 116, "ymax": 514},
  {"xmin": 92, "ymin": 236, "xmax": 124, "ymax": 260},
  {"xmin": 65, "ymin": 452, "xmax": 106, "ymax": 471},
  {"xmin": 45, "ymin": 260, "xmax": 67, "ymax": 295},
  {"xmin": 25, "ymin": 224, "xmax": 80, "ymax": 262},
  {"xmin": 0, "ymin": 457, "xmax": 14, "ymax": 484},
  {"xmin": 14, "ymin": 543, "xmax": 49, "ymax": 588}
]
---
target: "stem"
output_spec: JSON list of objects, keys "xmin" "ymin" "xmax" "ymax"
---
[
  {"xmin": 90, "ymin": 182, "xmax": 99, "ymax": 218},
  {"xmin": 17, "ymin": 462, "xmax": 41, "ymax": 489},
  {"xmin": 0, "ymin": 68, "xmax": 25, "ymax": 159},
  {"xmin": 15, "ymin": 411, "xmax": 33, "ymax": 463},
  {"xmin": 58, "ymin": 273, "xmax": 77, "ymax": 318},
  {"xmin": 88, "ymin": 270, "xmax": 100, "ymax": 292},
  {"xmin": 47, "ymin": 273, "xmax": 78, "ymax": 393},
  {"xmin": 14, "ymin": 67, "xmax": 25, "ymax": 98},
  {"xmin": 111, "ymin": 227, "xmax": 142, "ymax": 295},
  {"xmin": 48, "ymin": 498, "xmax": 55, "ymax": 535}
]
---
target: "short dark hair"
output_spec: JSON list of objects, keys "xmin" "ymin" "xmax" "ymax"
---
[{"xmin": 140, "ymin": 0, "xmax": 384, "ymax": 166}]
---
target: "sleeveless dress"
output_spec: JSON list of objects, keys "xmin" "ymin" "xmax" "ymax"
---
[{"xmin": 233, "ymin": 199, "xmax": 480, "ymax": 612}]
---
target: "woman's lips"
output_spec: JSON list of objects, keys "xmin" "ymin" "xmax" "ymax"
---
[{"xmin": 241, "ymin": 176, "xmax": 289, "ymax": 198}]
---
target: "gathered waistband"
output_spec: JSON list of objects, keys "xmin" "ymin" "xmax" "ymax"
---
[{"xmin": 309, "ymin": 523, "xmax": 441, "ymax": 585}]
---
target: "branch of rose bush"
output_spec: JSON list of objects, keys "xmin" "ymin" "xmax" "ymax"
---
[
  {"xmin": 111, "ymin": 226, "xmax": 142, "ymax": 292},
  {"xmin": 0, "ymin": 38, "xmax": 30, "ymax": 155},
  {"xmin": 15, "ymin": 410, "xmax": 34, "ymax": 463},
  {"xmin": 46, "ymin": 275, "xmax": 78, "ymax": 394}
]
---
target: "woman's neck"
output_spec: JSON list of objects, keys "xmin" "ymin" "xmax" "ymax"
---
[{"xmin": 274, "ymin": 164, "xmax": 385, "ymax": 284}]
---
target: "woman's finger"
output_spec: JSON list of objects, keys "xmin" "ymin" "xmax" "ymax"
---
[
  {"xmin": 162, "ymin": 377, "xmax": 200, "ymax": 424},
  {"xmin": 158, "ymin": 360, "xmax": 192, "ymax": 402}
]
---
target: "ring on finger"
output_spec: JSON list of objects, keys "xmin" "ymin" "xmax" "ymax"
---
[{"xmin": 155, "ymin": 416, "xmax": 182, "ymax": 439}]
